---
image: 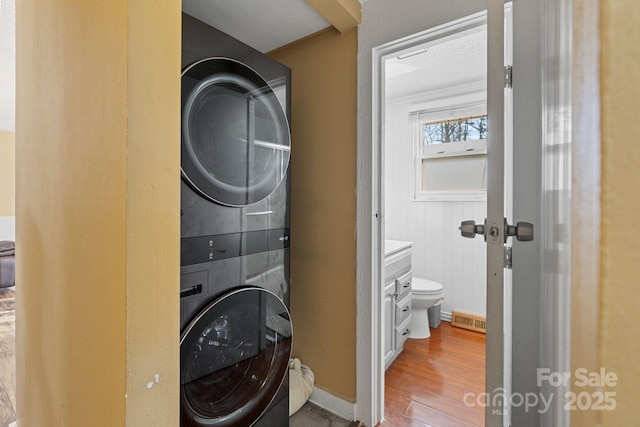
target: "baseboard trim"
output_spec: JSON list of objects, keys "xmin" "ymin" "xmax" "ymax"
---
[{"xmin": 309, "ymin": 387, "xmax": 356, "ymax": 422}]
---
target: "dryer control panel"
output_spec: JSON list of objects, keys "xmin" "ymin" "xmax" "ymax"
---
[{"xmin": 181, "ymin": 228, "xmax": 290, "ymax": 266}]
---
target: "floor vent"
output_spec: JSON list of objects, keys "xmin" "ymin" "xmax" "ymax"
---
[{"xmin": 451, "ymin": 311, "xmax": 487, "ymax": 334}]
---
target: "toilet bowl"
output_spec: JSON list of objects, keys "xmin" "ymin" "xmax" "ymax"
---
[{"xmin": 410, "ymin": 277, "xmax": 444, "ymax": 339}]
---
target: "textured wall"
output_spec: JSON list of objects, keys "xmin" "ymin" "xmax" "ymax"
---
[
  {"xmin": 270, "ymin": 27, "xmax": 358, "ymax": 401},
  {"xmin": 599, "ymin": 0, "xmax": 640, "ymax": 424},
  {"xmin": 572, "ymin": 0, "xmax": 640, "ymax": 425},
  {"xmin": 16, "ymin": 1, "xmax": 180, "ymax": 424}
]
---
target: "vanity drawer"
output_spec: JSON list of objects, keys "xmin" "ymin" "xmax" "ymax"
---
[
  {"xmin": 395, "ymin": 293, "xmax": 412, "ymax": 324},
  {"xmin": 396, "ymin": 317, "xmax": 412, "ymax": 349},
  {"xmin": 395, "ymin": 271, "xmax": 412, "ymax": 298},
  {"xmin": 385, "ymin": 247, "xmax": 411, "ymax": 281}
]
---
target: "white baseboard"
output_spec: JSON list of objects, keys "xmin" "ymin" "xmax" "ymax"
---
[{"xmin": 309, "ymin": 387, "xmax": 356, "ymax": 422}]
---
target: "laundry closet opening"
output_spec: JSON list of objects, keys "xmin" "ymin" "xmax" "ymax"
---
[{"xmin": 378, "ymin": 9, "xmax": 513, "ymax": 426}]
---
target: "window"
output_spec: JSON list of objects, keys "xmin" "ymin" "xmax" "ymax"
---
[
  {"xmin": 424, "ymin": 114, "xmax": 487, "ymax": 146},
  {"xmin": 414, "ymin": 103, "xmax": 488, "ymax": 199}
]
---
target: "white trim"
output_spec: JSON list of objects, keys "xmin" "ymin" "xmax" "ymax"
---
[
  {"xmin": 387, "ymin": 80, "xmax": 486, "ymax": 107},
  {"xmin": 503, "ymin": 6, "xmax": 514, "ymax": 427},
  {"xmin": 417, "ymin": 103, "xmax": 487, "ymax": 124},
  {"xmin": 356, "ymin": 38, "xmax": 386, "ymax": 426},
  {"xmin": 413, "ymin": 191, "xmax": 487, "ymax": 202},
  {"xmin": 422, "ymin": 141, "xmax": 487, "ymax": 159},
  {"xmin": 309, "ymin": 387, "xmax": 356, "ymax": 422}
]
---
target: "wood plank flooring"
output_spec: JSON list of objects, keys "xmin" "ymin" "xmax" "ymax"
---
[
  {"xmin": 0, "ymin": 287, "xmax": 15, "ymax": 425},
  {"xmin": 381, "ymin": 321, "xmax": 486, "ymax": 427}
]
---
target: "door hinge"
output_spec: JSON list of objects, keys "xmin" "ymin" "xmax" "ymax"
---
[
  {"xmin": 504, "ymin": 65, "xmax": 513, "ymax": 88},
  {"xmin": 504, "ymin": 246, "xmax": 513, "ymax": 269}
]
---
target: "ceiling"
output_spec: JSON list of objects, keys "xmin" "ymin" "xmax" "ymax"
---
[
  {"xmin": 182, "ymin": 0, "xmax": 332, "ymax": 53},
  {"xmin": 385, "ymin": 26, "xmax": 487, "ymax": 101}
]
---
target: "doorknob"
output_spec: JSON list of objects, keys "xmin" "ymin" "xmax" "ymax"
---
[
  {"xmin": 459, "ymin": 220, "xmax": 485, "ymax": 239},
  {"xmin": 459, "ymin": 218, "xmax": 534, "ymax": 242},
  {"xmin": 505, "ymin": 221, "xmax": 534, "ymax": 242}
]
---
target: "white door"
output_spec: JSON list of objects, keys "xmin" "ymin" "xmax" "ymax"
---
[
  {"xmin": 473, "ymin": 2, "xmax": 512, "ymax": 425},
  {"xmin": 459, "ymin": 2, "xmax": 535, "ymax": 426}
]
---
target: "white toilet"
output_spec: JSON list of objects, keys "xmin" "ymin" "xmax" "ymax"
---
[{"xmin": 410, "ymin": 277, "xmax": 444, "ymax": 339}]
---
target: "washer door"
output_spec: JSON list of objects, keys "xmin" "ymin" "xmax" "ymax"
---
[
  {"xmin": 181, "ymin": 58, "xmax": 291, "ymax": 207},
  {"xmin": 180, "ymin": 287, "xmax": 292, "ymax": 426}
]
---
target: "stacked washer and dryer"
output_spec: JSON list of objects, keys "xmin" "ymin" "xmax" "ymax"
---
[{"xmin": 180, "ymin": 13, "xmax": 293, "ymax": 427}]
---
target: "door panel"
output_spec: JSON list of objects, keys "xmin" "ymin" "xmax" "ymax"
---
[
  {"xmin": 485, "ymin": 1, "xmax": 506, "ymax": 425},
  {"xmin": 460, "ymin": 3, "xmax": 519, "ymax": 425}
]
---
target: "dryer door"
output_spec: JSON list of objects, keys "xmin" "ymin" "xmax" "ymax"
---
[
  {"xmin": 180, "ymin": 287, "xmax": 292, "ymax": 426},
  {"xmin": 182, "ymin": 58, "xmax": 291, "ymax": 207}
]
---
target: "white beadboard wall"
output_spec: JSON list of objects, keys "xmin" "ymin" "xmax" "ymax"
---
[
  {"xmin": 0, "ymin": 216, "xmax": 15, "ymax": 241},
  {"xmin": 384, "ymin": 101, "xmax": 487, "ymax": 318}
]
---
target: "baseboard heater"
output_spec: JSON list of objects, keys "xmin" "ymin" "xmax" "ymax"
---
[{"xmin": 451, "ymin": 310, "xmax": 486, "ymax": 333}]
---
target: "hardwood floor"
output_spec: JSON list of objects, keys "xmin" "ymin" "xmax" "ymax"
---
[
  {"xmin": 381, "ymin": 321, "xmax": 485, "ymax": 427},
  {"xmin": 0, "ymin": 287, "xmax": 15, "ymax": 425}
]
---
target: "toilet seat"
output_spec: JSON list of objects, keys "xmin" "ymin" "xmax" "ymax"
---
[{"xmin": 412, "ymin": 277, "xmax": 443, "ymax": 296}]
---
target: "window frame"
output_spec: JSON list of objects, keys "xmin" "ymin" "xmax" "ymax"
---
[{"xmin": 413, "ymin": 101, "xmax": 488, "ymax": 202}]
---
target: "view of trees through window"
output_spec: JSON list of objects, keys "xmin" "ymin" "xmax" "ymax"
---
[{"xmin": 423, "ymin": 114, "xmax": 488, "ymax": 145}]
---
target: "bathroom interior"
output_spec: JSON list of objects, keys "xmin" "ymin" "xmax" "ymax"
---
[
  {"xmin": 380, "ymin": 11, "xmax": 512, "ymax": 426},
  {"xmin": 383, "ymin": 24, "xmax": 489, "ymax": 331}
]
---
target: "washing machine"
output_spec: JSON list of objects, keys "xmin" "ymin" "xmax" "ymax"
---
[{"xmin": 180, "ymin": 13, "xmax": 292, "ymax": 427}]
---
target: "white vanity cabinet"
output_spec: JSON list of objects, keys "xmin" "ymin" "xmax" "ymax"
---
[{"xmin": 384, "ymin": 240, "xmax": 413, "ymax": 369}]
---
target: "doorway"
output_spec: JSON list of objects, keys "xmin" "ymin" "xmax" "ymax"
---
[
  {"xmin": 357, "ymin": 2, "xmax": 571, "ymax": 427},
  {"xmin": 356, "ymin": 3, "xmax": 494, "ymax": 424},
  {"xmin": 377, "ymin": 8, "xmax": 513, "ymax": 426}
]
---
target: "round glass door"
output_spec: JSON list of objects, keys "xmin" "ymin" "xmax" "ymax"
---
[
  {"xmin": 180, "ymin": 287, "xmax": 292, "ymax": 426},
  {"xmin": 181, "ymin": 58, "xmax": 291, "ymax": 207}
]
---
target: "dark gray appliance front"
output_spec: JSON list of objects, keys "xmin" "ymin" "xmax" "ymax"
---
[{"xmin": 180, "ymin": 12, "xmax": 292, "ymax": 427}]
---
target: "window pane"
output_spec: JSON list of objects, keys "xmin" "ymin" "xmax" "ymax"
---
[
  {"xmin": 421, "ymin": 155, "xmax": 487, "ymax": 191},
  {"xmin": 424, "ymin": 115, "xmax": 487, "ymax": 145}
]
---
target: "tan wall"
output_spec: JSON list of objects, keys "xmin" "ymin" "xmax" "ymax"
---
[
  {"xmin": 0, "ymin": 131, "xmax": 15, "ymax": 216},
  {"xmin": 270, "ymin": 28, "xmax": 358, "ymax": 401},
  {"xmin": 573, "ymin": 0, "xmax": 640, "ymax": 425},
  {"xmin": 599, "ymin": 0, "xmax": 640, "ymax": 424},
  {"xmin": 16, "ymin": 0, "xmax": 180, "ymax": 425}
]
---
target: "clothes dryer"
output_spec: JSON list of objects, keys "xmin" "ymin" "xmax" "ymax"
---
[{"xmin": 180, "ymin": 13, "xmax": 292, "ymax": 427}]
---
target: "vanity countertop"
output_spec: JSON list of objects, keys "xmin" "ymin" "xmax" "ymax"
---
[{"xmin": 384, "ymin": 239, "xmax": 413, "ymax": 257}]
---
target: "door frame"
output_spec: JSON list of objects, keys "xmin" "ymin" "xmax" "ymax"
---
[{"xmin": 360, "ymin": 10, "xmax": 500, "ymax": 425}]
